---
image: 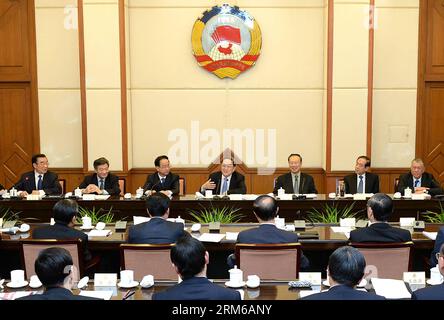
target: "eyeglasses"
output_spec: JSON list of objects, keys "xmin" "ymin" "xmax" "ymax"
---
[{"xmin": 436, "ymin": 253, "xmax": 443, "ymax": 261}]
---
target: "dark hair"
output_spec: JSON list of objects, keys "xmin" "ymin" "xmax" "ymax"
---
[
  {"xmin": 53, "ymin": 199, "xmax": 78, "ymax": 225},
  {"xmin": 328, "ymin": 246, "xmax": 366, "ymax": 287},
  {"xmin": 287, "ymin": 154, "xmax": 302, "ymax": 162},
  {"xmin": 253, "ymin": 195, "xmax": 278, "ymax": 221},
  {"xmin": 357, "ymin": 155, "xmax": 371, "ymax": 168},
  {"xmin": 32, "ymin": 154, "xmax": 47, "ymax": 165},
  {"xmin": 35, "ymin": 247, "xmax": 73, "ymax": 287},
  {"xmin": 171, "ymin": 235, "xmax": 205, "ymax": 280},
  {"xmin": 155, "ymin": 155, "xmax": 169, "ymax": 167},
  {"xmin": 146, "ymin": 193, "xmax": 170, "ymax": 217},
  {"xmin": 222, "ymin": 157, "xmax": 236, "ymax": 166},
  {"xmin": 441, "ymin": 243, "xmax": 444, "ymax": 256},
  {"xmin": 93, "ymin": 157, "xmax": 109, "ymax": 169},
  {"xmin": 367, "ymin": 193, "xmax": 393, "ymax": 221}
]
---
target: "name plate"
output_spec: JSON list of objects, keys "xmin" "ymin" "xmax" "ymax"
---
[
  {"xmin": 400, "ymin": 217, "xmax": 415, "ymax": 227},
  {"xmin": 82, "ymin": 194, "xmax": 95, "ymax": 201},
  {"xmin": 299, "ymin": 272, "xmax": 322, "ymax": 286},
  {"xmin": 94, "ymin": 273, "xmax": 117, "ymax": 287},
  {"xmin": 403, "ymin": 272, "xmax": 426, "ymax": 285},
  {"xmin": 294, "ymin": 220, "xmax": 306, "ymax": 229},
  {"xmin": 353, "ymin": 194, "xmax": 366, "ymax": 200},
  {"xmin": 26, "ymin": 195, "xmax": 42, "ymax": 201},
  {"xmin": 340, "ymin": 218, "xmax": 356, "ymax": 227}
]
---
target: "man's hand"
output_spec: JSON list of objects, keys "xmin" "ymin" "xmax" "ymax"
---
[
  {"xmin": 414, "ymin": 187, "xmax": 428, "ymax": 194},
  {"xmin": 202, "ymin": 179, "xmax": 216, "ymax": 190}
]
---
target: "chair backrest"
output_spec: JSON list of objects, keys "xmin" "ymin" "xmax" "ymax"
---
[
  {"xmin": 235, "ymin": 243, "xmax": 301, "ymax": 280},
  {"xmin": 179, "ymin": 177, "xmax": 185, "ymax": 196},
  {"xmin": 118, "ymin": 178, "xmax": 125, "ymax": 196},
  {"xmin": 20, "ymin": 239, "xmax": 83, "ymax": 280},
  {"xmin": 350, "ymin": 242, "xmax": 413, "ymax": 280},
  {"xmin": 394, "ymin": 177, "xmax": 400, "ymax": 193},
  {"xmin": 58, "ymin": 179, "xmax": 66, "ymax": 194},
  {"xmin": 120, "ymin": 244, "xmax": 176, "ymax": 281}
]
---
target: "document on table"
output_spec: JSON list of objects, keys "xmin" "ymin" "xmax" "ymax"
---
[
  {"xmin": 88, "ymin": 229, "xmax": 111, "ymax": 237},
  {"xmin": 371, "ymin": 278, "xmax": 411, "ymax": 299},
  {"xmin": 79, "ymin": 290, "xmax": 113, "ymax": 300},
  {"xmin": 423, "ymin": 231, "xmax": 437, "ymax": 240},
  {"xmin": 195, "ymin": 233, "xmax": 226, "ymax": 243},
  {"xmin": 330, "ymin": 226, "xmax": 353, "ymax": 233},
  {"xmin": 94, "ymin": 195, "xmax": 110, "ymax": 200},
  {"xmin": 298, "ymin": 290, "xmax": 320, "ymax": 298},
  {"xmin": 133, "ymin": 216, "xmax": 151, "ymax": 225}
]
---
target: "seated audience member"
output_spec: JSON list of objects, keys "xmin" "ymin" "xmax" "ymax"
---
[
  {"xmin": 397, "ymin": 158, "xmax": 443, "ymax": 196},
  {"xmin": 344, "ymin": 156, "xmax": 379, "ymax": 194},
  {"xmin": 143, "ymin": 155, "xmax": 180, "ymax": 196},
  {"xmin": 17, "ymin": 247, "xmax": 100, "ymax": 300},
  {"xmin": 200, "ymin": 157, "xmax": 246, "ymax": 195},
  {"xmin": 349, "ymin": 193, "xmax": 411, "ymax": 242},
  {"xmin": 127, "ymin": 193, "xmax": 186, "ymax": 244},
  {"xmin": 431, "ymin": 227, "xmax": 444, "ymax": 266},
  {"xmin": 0, "ymin": 183, "xmax": 5, "ymax": 195},
  {"xmin": 78, "ymin": 157, "xmax": 120, "ymax": 196},
  {"xmin": 14, "ymin": 153, "xmax": 62, "ymax": 197},
  {"xmin": 413, "ymin": 243, "xmax": 444, "ymax": 300},
  {"xmin": 273, "ymin": 153, "xmax": 318, "ymax": 194},
  {"xmin": 228, "ymin": 195, "xmax": 309, "ymax": 270},
  {"xmin": 33, "ymin": 199, "xmax": 92, "ymax": 262},
  {"xmin": 302, "ymin": 246, "xmax": 385, "ymax": 300},
  {"xmin": 153, "ymin": 235, "xmax": 241, "ymax": 300}
]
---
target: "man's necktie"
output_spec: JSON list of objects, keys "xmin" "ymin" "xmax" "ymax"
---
[
  {"xmin": 293, "ymin": 175, "xmax": 299, "ymax": 194},
  {"xmin": 37, "ymin": 175, "xmax": 43, "ymax": 190},
  {"xmin": 414, "ymin": 179, "xmax": 420, "ymax": 188},
  {"xmin": 99, "ymin": 179, "xmax": 104, "ymax": 190},
  {"xmin": 221, "ymin": 178, "xmax": 228, "ymax": 195},
  {"xmin": 357, "ymin": 175, "xmax": 364, "ymax": 193},
  {"xmin": 160, "ymin": 177, "xmax": 165, "ymax": 186}
]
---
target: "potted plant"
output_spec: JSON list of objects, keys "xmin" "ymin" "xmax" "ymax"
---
[
  {"xmin": 188, "ymin": 204, "xmax": 244, "ymax": 223},
  {"xmin": 76, "ymin": 206, "xmax": 115, "ymax": 224},
  {"xmin": 422, "ymin": 201, "xmax": 444, "ymax": 223},
  {"xmin": 307, "ymin": 202, "xmax": 359, "ymax": 223}
]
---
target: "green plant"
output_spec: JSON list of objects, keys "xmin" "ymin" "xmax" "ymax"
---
[
  {"xmin": 76, "ymin": 206, "xmax": 115, "ymax": 224},
  {"xmin": 422, "ymin": 201, "xmax": 444, "ymax": 223},
  {"xmin": 307, "ymin": 202, "xmax": 358, "ymax": 223},
  {"xmin": 0, "ymin": 207, "xmax": 20, "ymax": 222},
  {"xmin": 188, "ymin": 204, "xmax": 244, "ymax": 223}
]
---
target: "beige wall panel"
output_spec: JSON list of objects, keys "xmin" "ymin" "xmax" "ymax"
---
[
  {"xmin": 375, "ymin": 0, "xmax": 418, "ymax": 8},
  {"xmin": 371, "ymin": 90, "xmax": 416, "ymax": 167},
  {"xmin": 331, "ymin": 89, "xmax": 367, "ymax": 171},
  {"xmin": 86, "ymin": 90, "xmax": 123, "ymax": 170},
  {"xmin": 36, "ymin": 0, "xmax": 77, "ymax": 8},
  {"xmin": 84, "ymin": 0, "xmax": 118, "ymax": 4},
  {"xmin": 127, "ymin": 89, "xmax": 133, "ymax": 170},
  {"xmin": 35, "ymin": 7, "xmax": 80, "ymax": 88},
  {"xmin": 333, "ymin": 2, "xmax": 369, "ymax": 88},
  {"xmin": 373, "ymin": 7, "xmax": 419, "ymax": 89},
  {"xmin": 129, "ymin": 0, "xmax": 325, "ymax": 7},
  {"xmin": 228, "ymin": 90, "xmax": 324, "ymax": 168},
  {"xmin": 83, "ymin": 3, "xmax": 120, "ymax": 88},
  {"xmin": 39, "ymin": 90, "xmax": 83, "ymax": 167}
]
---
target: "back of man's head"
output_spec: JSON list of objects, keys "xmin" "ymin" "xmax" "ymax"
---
[
  {"xmin": 53, "ymin": 199, "xmax": 78, "ymax": 225},
  {"xmin": 171, "ymin": 235, "xmax": 205, "ymax": 280},
  {"xmin": 367, "ymin": 193, "xmax": 393, "ymax": 221},
  {"xmin": 35, "ymin": 247, "xmax": 73, "ymax": 287},
  {"xmin": 328, "ymin": 246, "xmax": 366, "ymax": 287},
  {"xmin": 253, "ymin": 195, "xmax": 278, "ymax": 221},
  {"xmin": 146, "ymin": 193, "xmax": 170, "ymax": 217}
]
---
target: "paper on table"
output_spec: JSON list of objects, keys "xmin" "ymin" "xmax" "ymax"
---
[
  {"xmin": 331, "ymin": 226, "xmax": 353, "ymax": 233},
  {"xmin": 371, "ymin": 278, "xmax": 411, "ymax": 299},
  {"xmin": 225, "ymin": 232, "xmax": 239, "ymax": 241},
  {"xmin": 79, "ymin": 290, "xmax": 113, "ymax": 300},
  {"xmin": 88, "ymin": 229, "xmax": 111, "ymax": 237},
  {"xmin": 423, "ymin": 231, "xmax": 437, "ymax": 240},
  {"xmin": 298, "ymin": 290, "xmax": 320, "ymax": 298},
  {"xmin": 305, "ymin": 194, "xmax": 317, "ymax": 199},
  {"xmin": 95, "ymin": 195, "xmax": 110, "ymax": 200},
  {"xmin": 242, "ymin": 194, "xmax": 259, "ymax": 200},
  {"xmin": 196, "ymin": 233, "xmax": 226, "ymax": 243},
  {"xmin": 133, "ymin": 216, "xmax": 150, "ymax": 225},
  {"xmin": 0, "ymin": 291, "xmax": 37, "ymax": 300}
]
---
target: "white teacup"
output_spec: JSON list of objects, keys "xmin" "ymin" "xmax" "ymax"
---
[
  {"xmin": 229, "ymin": 266, "xmax": 243, "ymax": 285},
  {"xmin": 120, "ymin": 270, "xmax": 134, "ymax": 286},
  {"xmin": 430, "ymin": 266, "xmax": 443, "ymax": 284},
  {"xmin": 82, "ymin": 216, "xmax": 92, "ymax": 228},
  {"xmin": 29, "ymin": 275, "xmax": 42, "ymax": 287},
  {"xmin": 140, "ymin": 275, "xmax": 154, "ymax": 288},
  {"xmin": 205, "ymin": 190, "xmax": 213, "ymax": 198},
  {"xmin": 274, "ymin": 217, "xmax": 285, "ymax": 229},
  {"xmin": 10, "ymin": 270, "xmax": 25, "ymax": 285},
  {"xmin": 247, "ymin": 275, "xmax": 260, "ymax": 287}
]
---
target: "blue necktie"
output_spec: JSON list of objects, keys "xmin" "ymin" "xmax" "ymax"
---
[
  {"xmin": 37, "ymin": 175, "xmax": 43, "ymax": 190},
  {"xmin": 357, "ymin": 175, "xmax": 364, "ymax": 193},
  {"xmin": 414, "ymin": 179, "xmax": 420, "ymax": 188},
  {"xmin": 160, "ymin": 178, "xmax": 165, "ymax": 186},
  {"xmin": 99, "ymin": 179, "xmax": 104, "ymax": 190},
  {"xmin": 221, "ymin": 178, "xmax": 228, "ymax": 194}
]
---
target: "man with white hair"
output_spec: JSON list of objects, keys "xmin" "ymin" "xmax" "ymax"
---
[{"xmin": 397, "ymin": 158, "xmax": 443, "ymax": 196}]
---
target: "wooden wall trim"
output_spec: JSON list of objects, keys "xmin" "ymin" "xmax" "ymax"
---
[
  {"xmin": 326, "ymin": 0, "xmax": 334, "ymax": 174},
  {"xmin": 119, "ymin": 0, "xmax": 128, "ymax": 173},
  {"xmin": 416, "ymin": 0, "xmax": 427, "ymax": 157},
  {"xmin": 366, "ymin": 0, "xmax": 375, "ymax": 158}
]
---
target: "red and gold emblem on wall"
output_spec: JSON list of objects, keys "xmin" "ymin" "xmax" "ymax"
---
[{"xmin": 191, "ymin": 4, "xmax": 262, "ymax": 79}]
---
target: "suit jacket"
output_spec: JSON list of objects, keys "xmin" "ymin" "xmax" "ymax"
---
[
  {"xmin": 301, "ymin": 284, "xmax": 385, "ymax": 300},
  {"xmin": 273, "ymin": 172, "xmax": 318, "ymax": 194},
  {"xmin": 412, "ymin": 283, "xmax": 444, "ymax": 300},
  {"xmin": 204, "ymin": 171, "xmax": 247, "ymax": 195},
  {"xmin": 349, "ymin": 222, "xmax": 412, "ymax": 243},
  {"xmin": 127, "ymin": 217, "xmax": 186, "ymax": 244},
  {"xmin": 14, "ymin": 171, "xmax": 61, "ymax": 195},
  {"xmin": 142, "ymin": 172, "xmax": 180, "ymax": 195},
  {"xmin": 344, "ymin": 173, "xmax": 380, "ymax": 194},
  {"xmin": 17, "ymin": 287, "xmax": 100, "ymax": 300},
  {"xmin": 152, "ymin": 276, "xmax": 241, "ymax": 300},
  {"xmin": 397, "ymin": 172, "xmax": 443, "ymax": 196},
  {"xmin": 32, "ymin": 222, "xmax": 92, "ymax": 262},
  {"xmin": 79, "ymin": 173, "xmax": 121, "ymax": 196},
  {"xmin": 431, "ymin": 227, "xmax": 444, "ymax": 266}
]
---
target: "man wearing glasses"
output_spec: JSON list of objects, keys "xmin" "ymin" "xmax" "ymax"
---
[
  {"xmin": 200, "ymin": 157, "xmax": 247, "ymax": 195},
  {"xmin": 413, "ymin": 243, "xmax": 444, "ymax": 300}
]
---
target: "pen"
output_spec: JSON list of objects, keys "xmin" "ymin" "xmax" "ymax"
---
[{"xmin": 122, "ymin": 290, "xmax": 135, "ymax": 300}]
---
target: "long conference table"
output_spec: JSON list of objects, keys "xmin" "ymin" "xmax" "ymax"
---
[{"xmin": 1, "ymin": 194, "xmax": 443, "ymax": 222}]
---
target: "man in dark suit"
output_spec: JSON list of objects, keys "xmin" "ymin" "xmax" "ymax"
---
[
  {"xmin": 273, "ymin": 153, "xmax": 317, "ymax": 194},
  {"xmin": 33, "ymin": 199, "xmax": 92, "ymax": 262},
  {"xmin": 143, "ymin": 155, "xmax": 180, "ymax": 196},
  {"xmin": 78, "ymin": 157, "xmax": 120, "ymax": 196},
  {"xmin": 200, "ymin": 157, "xmax": 246, "ymax": 195},
  {"xmin": 228, "ymin": 195, "xmax": 309, "ymax": 269},
  {"xmin": 153, "ymin": 235, "xmax": 241, "ymax": 300},
  {"xmin": 302, "ymin": 246, "xmax": 385, "ymax": 300},
  {"xmin": 430, "ymin": 227, "xmax": 444, "ymax": 266},
  {"xmin": 413, "ymin": 243, "xmax": 444, "ymax": 300},
  {"xmin": 344, "ymin": 155, "xmax": 379, "ymax": 194},
  {"xmin": 17, "ymin": 247, "xmax": 100, "ymax": 300},
  {"xmin": 14, "ymin": 153, "xmax": 62, "ymax": 197},
  {"xmin": 397, "ymin": 158, "xmax": 443, "ymax": 196},
  {"xmin": 127, "ymin": 193, "xmax": 186, "ymax": 244},
  {"xmin": 349, "ymin": 193, "xmax": 411, "ymax": 242}
]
